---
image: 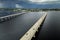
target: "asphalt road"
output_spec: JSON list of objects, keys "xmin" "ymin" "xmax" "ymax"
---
[
  {"xmin": 0, "ymin": 12, "xmax": 44, "ymax": 40},
  {"xmin": 35, "ymin": 11, "xmax": 60, "ymax": 40}
]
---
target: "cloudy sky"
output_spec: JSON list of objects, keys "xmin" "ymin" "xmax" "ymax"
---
[
  {"xmin": 0, "ymin": 0, "xmax": 60, "ymax": 8},
  {"xmin": 29, "ymin": 0, "xmax": 59, "ymax": 2},
  {"xmin": 19, "ymin": 0, "xmax": 60, "ymax": 3}
]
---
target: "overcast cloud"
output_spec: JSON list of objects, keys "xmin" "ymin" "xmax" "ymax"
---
[
  {"xmin": 0, "ymin": 0, "xmax": 60, "ymax": 3},
  {"xmin": 0, "ymin": 0, "xmax": 60, "ymax": 8}
]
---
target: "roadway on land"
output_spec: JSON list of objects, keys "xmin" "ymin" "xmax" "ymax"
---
[
  {"xmin": 0, "ymin": 12, "xmax": 44, "ymax": 40},
  {"xmin": 35, "ymin": 11, "xmax": 60, "ymax": 40}
]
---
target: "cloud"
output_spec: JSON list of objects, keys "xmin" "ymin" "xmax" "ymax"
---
[
  {"xmin": 0, "ymin": 0, "xmax": 60, "ymax": 8},
  {"xmin": 28, "ymin": 0, "xmax": 60, "ymax": 4},
  {"xmin": 16, "ymin": 4, "xmax": 23, "ymax": 8},
  {"xmin": 29, "ymin": 0, "xmax": 59, "ymax": 2},
  {"xmin": 0, "ymin": 3, "xmax": 4, "ymax": 8}
]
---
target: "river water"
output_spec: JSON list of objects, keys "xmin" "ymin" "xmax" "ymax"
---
[{"xmin": 35, "ymin": 11, "xmax": 60, "ymax": 40}]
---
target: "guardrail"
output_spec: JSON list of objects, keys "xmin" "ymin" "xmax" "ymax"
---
[
  {"xmin": 0, "ymin": 13, "xmax": 25, "ymax": 22},
  {"xmin": 20, "ymin": 12, "xmax": 47, "ymax": 40}
]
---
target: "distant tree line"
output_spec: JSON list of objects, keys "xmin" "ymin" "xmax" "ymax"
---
[{"xmin": 0, "ymin": 8, "xmax": 60, "ymax": 12}]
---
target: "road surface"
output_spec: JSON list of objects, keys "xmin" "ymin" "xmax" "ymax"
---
[{"xmin": 0, "ymin": 12, "xmax": 44, "ymax": 40}]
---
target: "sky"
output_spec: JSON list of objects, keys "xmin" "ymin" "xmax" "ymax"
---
[
  {"xmin": 19, "ymin": 0, "xmax": 60, "ymax": 3},
  {"xmin": 29, "ymin": 0, "xmax": 59, "ymax": 2},
  {"xmin": 0, "ymin": 0, "xmax": 60, "ymax": 8}
]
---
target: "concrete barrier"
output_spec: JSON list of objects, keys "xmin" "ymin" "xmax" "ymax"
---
[{"xmin": 20, "ymin": 12, "xmax": 47, "ymax": 40}]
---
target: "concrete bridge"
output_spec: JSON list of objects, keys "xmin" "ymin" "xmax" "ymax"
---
[
  {"xmin": 0, "ymin": 11, "xmax": 60, "ymax": 40},
  {"xmin": 0, "ymin": 11, "xmax": 47, "ymax": 40}
]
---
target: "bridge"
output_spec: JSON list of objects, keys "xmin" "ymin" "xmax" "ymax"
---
[
  {"xmin": 0, "ymin": 11, "xmax": 60, "ymax": 40},
  {"xmin": 0, "ymin": 11, "xmax": 47, "ymax": 40}
]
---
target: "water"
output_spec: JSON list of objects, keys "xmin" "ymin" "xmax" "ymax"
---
[{"xmin": 35, "ymin": 11, "xmax": 60, "ymax": 40}]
